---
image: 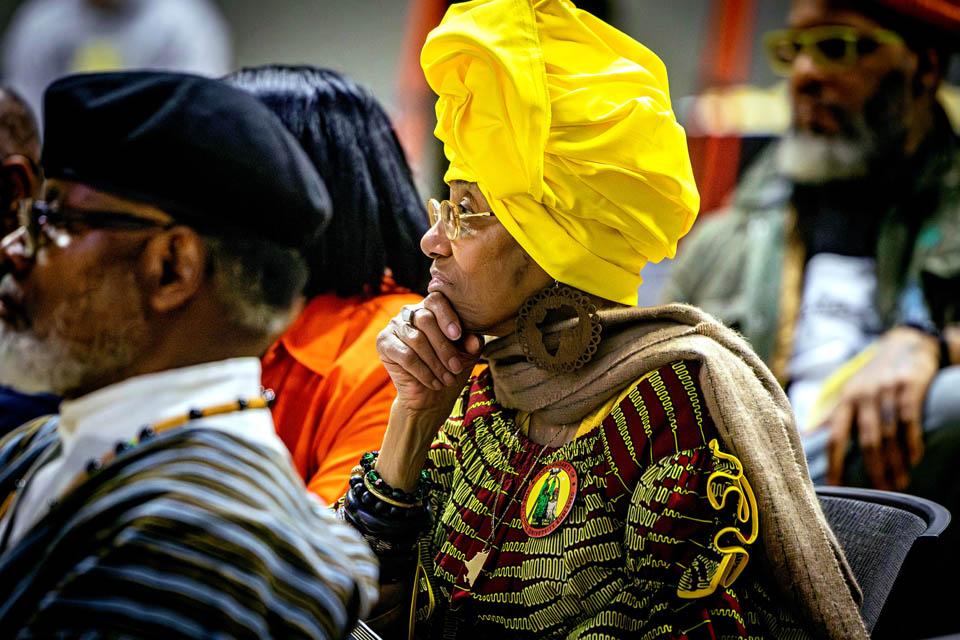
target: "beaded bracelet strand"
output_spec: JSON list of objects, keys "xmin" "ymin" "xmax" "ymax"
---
[
  {"xmin": 346, "ymin": 477, "xmax": 428, "ymax": 523},
  {"xmin": 342, "ymin": 451, "xmax": 432, "ymax": 534},
  {"xmin": 342, "ymin": 453, "xmax": 434, "ymax": 584},
  {"xmin": 356, "ymin": 451, "xmax": 431, "ymax": 505}
]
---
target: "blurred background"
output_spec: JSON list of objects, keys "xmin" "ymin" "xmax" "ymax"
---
[
  {"xmin": 0, "ymin": 0, "xmax": 787, "ymax": 121},
  {"xmin": 0, "ymin": 0, "xmax": 956, "ymax": 300}
]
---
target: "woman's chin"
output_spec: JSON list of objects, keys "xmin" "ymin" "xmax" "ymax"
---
[
  {"xmin": 473, "ymin": 315, "xmax": 519, "ymax": 339},
  {"xmin": 437, "ymin": 290, "xmax": 519, "ymax": 337}
]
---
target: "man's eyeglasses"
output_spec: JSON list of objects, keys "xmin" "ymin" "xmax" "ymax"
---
[
  {"xmin": 426, "ymin": 198, "xmax": 494, "ymax": 241},
  {"xmin": 763, "ymin": 26, "xmax": 903, "ymax": 76},
  {"xmin": 2, "ymin": 199, "xmax": 175, "ymax": 259}
]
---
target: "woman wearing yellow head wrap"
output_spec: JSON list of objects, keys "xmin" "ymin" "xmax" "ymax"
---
[
  {"xmin": 425, "ymin": 0, "xmax": 699, "ymax": 305},
  {"xmin": 339, "ymin": 1, "xmax": 868, "ymax": 639}
]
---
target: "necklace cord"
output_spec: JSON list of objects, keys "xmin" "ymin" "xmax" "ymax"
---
[{"xmin": 482, "ymin": 411, "xmax": 566, "ymax": 551}]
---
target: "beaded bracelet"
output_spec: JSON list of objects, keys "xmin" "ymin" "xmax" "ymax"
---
[
  {"xmin": 357, "ymin": 451, "xmax": 431, "ymax": 505},
  {"xmin": 342, "ymin": 466, "xmax": 430, "ymax": 585},
  {"xmin": 345, "ymin": 479, "xmax": 427, "ymax": 525},
  {"xmin": 342, "ymin": 452, "xmax": 432, "ymax": 551}
]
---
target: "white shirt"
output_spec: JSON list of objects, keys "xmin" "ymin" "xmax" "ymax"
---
[
  {"xmin": 789, "ymin": 253, "xmax": 883, "ymax": 431},
  {"xmin": 0, "ymin": 357, "xmax": 288, "ymax": 551},
  {"xmin": 788, "ymin": 253, "xmax": 882, "ymax": 483}
]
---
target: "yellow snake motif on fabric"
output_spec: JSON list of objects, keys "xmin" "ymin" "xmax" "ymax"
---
[{"xmin": 677, "ymin": 439, "xmax": 760, "ymax": 599}]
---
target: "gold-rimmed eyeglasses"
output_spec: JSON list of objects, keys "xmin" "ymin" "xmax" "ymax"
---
[
  {"xmin": 763, "ymin": 25, "xmax": 903, "ymax": 76},
  {"xmin": 426, "ymin": 198, "xmax": 494, "ymax": 241}
]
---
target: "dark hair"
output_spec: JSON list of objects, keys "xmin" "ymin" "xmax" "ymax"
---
[{"xmin": 226, "ymin": 65, "xmax": 429, "ymax": 298}]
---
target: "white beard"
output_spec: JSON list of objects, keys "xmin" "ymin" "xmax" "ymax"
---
[
  {"xmin": 0, "ymin": 324, "xmax": 89, "ymax": 395},
  {"xmin": 776, "ymin": 131, "xmax": 876, "ymax": 184},
  {"xmin": 0, "ymin": 273, "xmax": 147, "ymax": 397},
  {"xmin": 777, "ymin": 75, "xmax": 912, "ymax": 186}
]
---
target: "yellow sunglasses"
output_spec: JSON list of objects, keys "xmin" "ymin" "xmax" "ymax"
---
[{"xmin": 763, "ymin": 25, "xmax": 903, "ymax": 76}]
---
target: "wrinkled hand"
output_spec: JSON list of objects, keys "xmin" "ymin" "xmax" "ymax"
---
[
  {"xmin": 825, "ymin": 327, "xmax": 939, "ymax": 490},
  {"xmin": 377, "ymin": 292, "xmax": 484, "ymax": 419}
]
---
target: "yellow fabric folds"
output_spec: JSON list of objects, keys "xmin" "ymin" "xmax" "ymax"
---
[{"xmin": 421, "ymin": 0, "xmax": 700, "ymax": 305}]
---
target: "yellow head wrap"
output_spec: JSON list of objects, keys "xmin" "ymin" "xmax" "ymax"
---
[{"xmin": 422, "ymin": 0, "xmax": 700, "ymax": 305}]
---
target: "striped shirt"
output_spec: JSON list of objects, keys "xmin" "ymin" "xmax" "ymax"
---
[{"xmin": 0, "ymin": 420, "xmax": 378, "ymax": 638}]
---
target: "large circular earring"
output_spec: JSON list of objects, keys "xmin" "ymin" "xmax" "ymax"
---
[{"xmin": 516, "ymin": 282, "xmax": 602, "ymax": 373}]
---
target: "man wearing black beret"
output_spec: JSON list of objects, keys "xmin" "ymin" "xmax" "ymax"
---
[{"xmin": 0, "ymin": 72, "xmax": 377, "ymax": 638}]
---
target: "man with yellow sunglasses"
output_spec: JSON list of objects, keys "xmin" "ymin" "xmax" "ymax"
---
[
  {"xmin": 763, "ymin": 24, "xmax": 904, "ymax": 77},
  {"xmin": 665, "ymin": 0, "xmax": 960, "ymax": 618}
]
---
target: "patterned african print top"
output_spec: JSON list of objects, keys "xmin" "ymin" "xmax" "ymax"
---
[{"xmin": 412, "ymin": 360, "xmax": 811, "ymax": 639}]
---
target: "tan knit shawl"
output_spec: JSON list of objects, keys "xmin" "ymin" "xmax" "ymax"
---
[{"xmin": 484, "ymin": 303, "xmax": 868, "ymax": 639}]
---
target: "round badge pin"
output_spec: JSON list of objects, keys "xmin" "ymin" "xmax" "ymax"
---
[{"xmin": 520, "ymin": 461, "xmax": 578, "ymax": 538}]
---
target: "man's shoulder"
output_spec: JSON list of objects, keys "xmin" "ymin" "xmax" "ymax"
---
[
  {"xmin": 0, "ymin": 415, "xmax": 58, "ymax": 486},
  {"xmin": 9, "ymin": 427, "xmax": 376, "ymax": 637},
  {"xmin": 108, "ymin": 426, "xmax": 303, "ymax": 500},
  {"xmin": 0, "ymin": 412, "xmax": 57, "ymax": 450},
  {"xmin": 52, "ymin": 427, "xmax": 308, "ymax": 534},
  {"xmin": 65, "ymin": 427, "xmax": 366, "ymax": 570},
  {"xmin": 684, "ymin": 205, "xmax": 748, "ymax": 244},
  {"xmin": 727, "ymin": 142, "xmax": 791, "ymax": 210}
]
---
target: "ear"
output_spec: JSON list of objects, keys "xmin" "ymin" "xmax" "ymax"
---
[
  {"xmin": 1, "ymin": 155, "xmax": 40, "ymax": 209},
  {"xmin": 138, "ymin": 226, "xmax": 208, "ymax": 314}
]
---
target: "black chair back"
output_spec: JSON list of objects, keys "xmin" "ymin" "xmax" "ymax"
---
[{"xmin": 816, "ymin": 486, "xmax": 951, "ymax": 636}]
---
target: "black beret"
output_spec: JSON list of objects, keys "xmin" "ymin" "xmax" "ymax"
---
[{"xmin": 41, "ymin": 71, "xmax": 331, "ymax": 249}]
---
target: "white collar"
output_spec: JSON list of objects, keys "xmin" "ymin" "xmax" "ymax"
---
[
  {"xmin": 58, "ymin": 357, "xmax": 272, "ymax": 448},
  {"xmin": 2, "ymin": 357, "xmax": 290, "ymax": 551}
]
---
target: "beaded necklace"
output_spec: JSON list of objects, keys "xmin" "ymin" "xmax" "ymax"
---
[
  {"xmin": 0, "ymin": 390, "xmax": 275, "ymax": 528},
  {"xmin": 81, "ymin": 391, "xmax": 273, "ymax": 477}
]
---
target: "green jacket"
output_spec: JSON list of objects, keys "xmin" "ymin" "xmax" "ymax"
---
[{"xmin": 662, "ymin": 109, "xmax": 960, "ymax": 365}]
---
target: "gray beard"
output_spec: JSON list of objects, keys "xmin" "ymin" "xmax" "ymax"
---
[
  {"xmin": 775, "ymin": 131, "xmax": 876, "ymax": 184},
  {"xmin": 0, "ymin": 325, "xmax": 88, "ymax": 395},
  {"xmin": 0, "ymin": 273, "xmax": 147, "ymax": 398},
  {"xmin": 777, "ymin": 71, "xmax": 911, "ymax": 185}
]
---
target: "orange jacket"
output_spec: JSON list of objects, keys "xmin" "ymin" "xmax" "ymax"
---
[{"xmin": 262, "ymin": 288, "xmax": 421, "ymax": 504}]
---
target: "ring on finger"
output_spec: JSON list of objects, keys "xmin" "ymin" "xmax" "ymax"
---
[{"xmin": 401, "ymin": 306, "xmax": 418, "ymax": 327}]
